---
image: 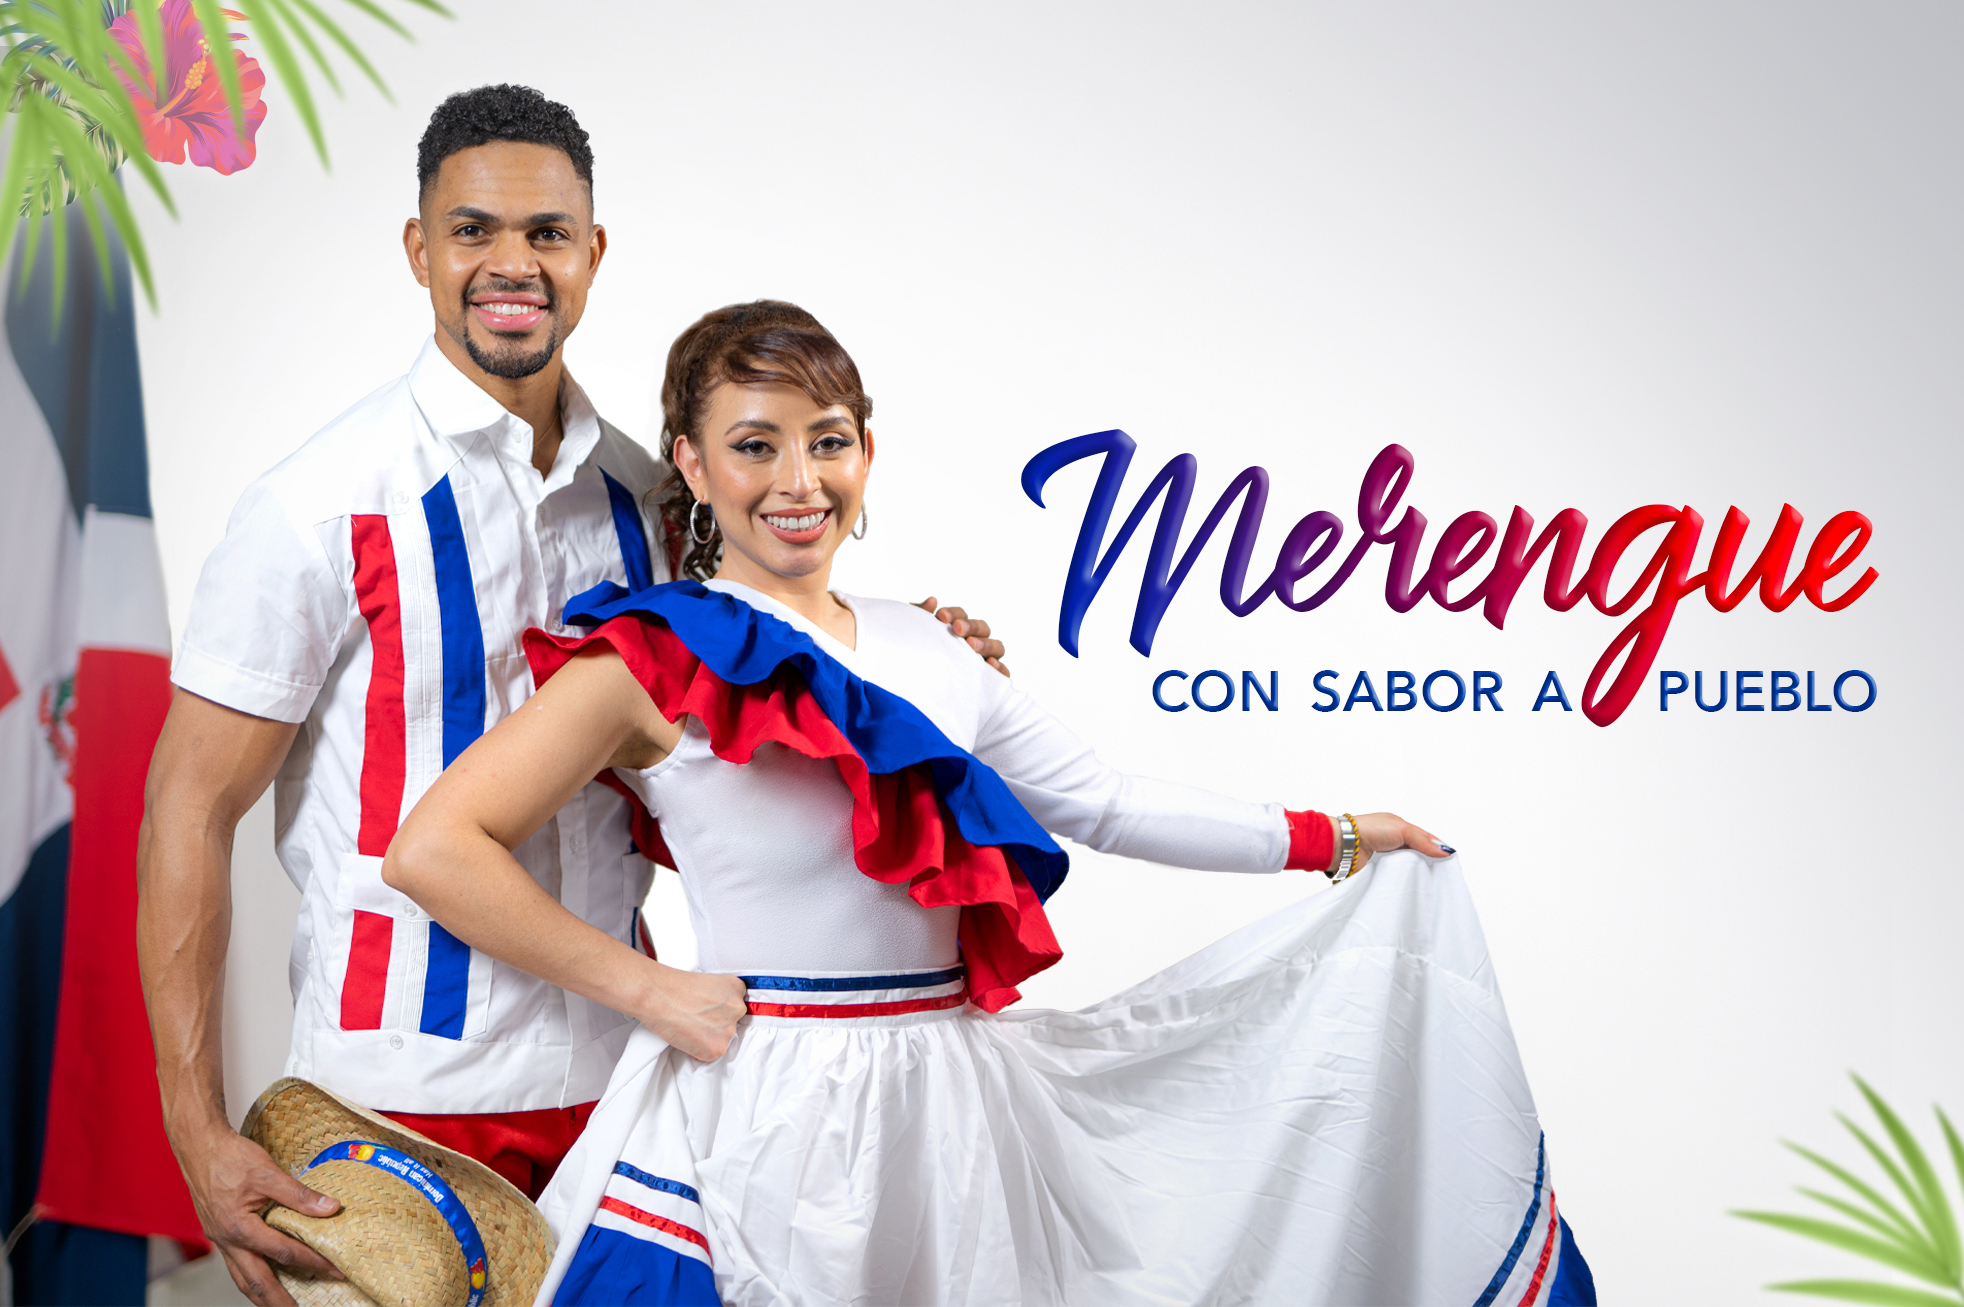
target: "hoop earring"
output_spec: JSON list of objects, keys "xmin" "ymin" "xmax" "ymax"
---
[
  {"xmin": 852, "ymin": 506, "xmax": 868, "ymax": 540},
  {"xmin": 689, "ymin": 500, "xmax": 717, "ymax": 545}
]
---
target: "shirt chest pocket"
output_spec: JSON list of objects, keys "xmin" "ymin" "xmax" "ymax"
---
[{"xmin": 328, "ymin": 852, "xmax": 492, "ymax": 1040}]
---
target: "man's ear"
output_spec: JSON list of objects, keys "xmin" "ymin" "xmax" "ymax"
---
[
  {"xmin": 404, "ymin": 217, "xmax": 431, "ymax": 288},
  {"xmin": 588, "ymin": 222, "xmax": 607, "ymax": 280}
]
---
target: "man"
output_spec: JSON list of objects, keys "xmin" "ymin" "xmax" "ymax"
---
[{"xmin": 136, "ymin": 85, "xmax": 1006, "ymax": 1307}]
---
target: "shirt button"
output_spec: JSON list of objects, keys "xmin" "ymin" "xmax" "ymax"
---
[
  {"xmin": 403, "ymin": 904, "xmax": 419, "ymax": 918},
  {"xmin": 389, "ymin": 1035, "xmax": 404, "ymax": 1050},
  {"xmin": 394, "ymin": 490, "xmax": 409, "ymax": 505}
]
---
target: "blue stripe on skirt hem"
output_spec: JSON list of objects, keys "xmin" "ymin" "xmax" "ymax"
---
[{"xmin": 557, "ymin": 1225, "xmax": 719, "ymax": 1306}]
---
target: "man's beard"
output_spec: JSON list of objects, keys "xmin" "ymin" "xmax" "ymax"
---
[
  {"xmin": 452, "ymin": 279, "xmax": 560, "ymax": 378},
  {"xmin": 463, "ymin": 323, "xmax": 559, "ymax": 379}
]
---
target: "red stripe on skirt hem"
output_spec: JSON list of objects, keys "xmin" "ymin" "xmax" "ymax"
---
[
  {"xmin": 1516, "ymin": 1195, "xmax": 1559, "ymax": 1306},
  {"xmin": 598, "ymin": 1195, "xmax": 710, "ymax": 1254}
]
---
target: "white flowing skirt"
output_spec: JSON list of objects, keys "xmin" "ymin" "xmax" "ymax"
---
[{"xmin": 534, "ymin": 854, "xmax": 1576, "ymax": 1306}]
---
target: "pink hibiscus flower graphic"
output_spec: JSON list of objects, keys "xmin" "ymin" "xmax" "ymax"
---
[{"xmin": 106, "ymin": 0, "xmax": 268, "ymax": 175}]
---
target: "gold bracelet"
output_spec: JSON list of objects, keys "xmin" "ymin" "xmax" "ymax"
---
[{"xmin": 1333, "ymin": 813, "xmax": 1359, "ymax": 883}]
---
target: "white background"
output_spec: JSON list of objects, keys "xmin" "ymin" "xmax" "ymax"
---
[{"xmin": 129, "ymin": 3, "xmax": 1961, "ymax": 1299}]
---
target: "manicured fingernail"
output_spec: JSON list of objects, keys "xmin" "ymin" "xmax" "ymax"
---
[{"xmin": 1439, "ymin": 844, "xmax": 1456, "ymax": 854}]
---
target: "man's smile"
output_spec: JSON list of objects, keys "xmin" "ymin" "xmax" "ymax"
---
[{"xmin": 470, "ymin": 291, "xmax": 549, "ymax": 333}]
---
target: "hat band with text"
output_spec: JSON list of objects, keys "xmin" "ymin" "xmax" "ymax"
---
[{"xmin": 305, "ymin": 1141, "xmax": 488, "ymax": 1307}]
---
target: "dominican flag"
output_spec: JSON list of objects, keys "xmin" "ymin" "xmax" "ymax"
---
[{"xmin": 2, "ymin": 214, "xmax": 203, "ymax": 1304}]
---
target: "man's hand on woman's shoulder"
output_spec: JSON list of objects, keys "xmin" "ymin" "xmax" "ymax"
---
[{"xmin": 918, "ymin": 596, "xmax": 1009, "ymax": 676}]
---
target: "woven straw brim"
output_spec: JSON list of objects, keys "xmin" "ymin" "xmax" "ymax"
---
[
  {"xmin": 256, "ymin": 1270, "xmax": 383, "ymax": 1307},
  {"xmin": 259, "ymin": 1265, "xmax": 381, "ymax": 1305},
  {"xmin": 244, "ymin": 1078, "xmax": 553, "ymax": 1307},
  {"xmin": 266, "ymin": 1159, "xmax": 465, "ymax": 1306}
]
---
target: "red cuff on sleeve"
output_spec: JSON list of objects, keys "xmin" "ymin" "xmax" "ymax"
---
[{"xmin": 1284, "ymin": 809, "xmax": 1335, "ymax": 873}]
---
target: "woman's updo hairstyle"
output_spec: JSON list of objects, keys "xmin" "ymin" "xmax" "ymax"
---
[{"xmin": 655, "ymin": 300, "xmax": 874, "ymax": 581}]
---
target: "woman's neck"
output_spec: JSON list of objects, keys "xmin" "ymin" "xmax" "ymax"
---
[{"xmin": 713, "ymin": 556, "xmax": 856, "ymax": 648}]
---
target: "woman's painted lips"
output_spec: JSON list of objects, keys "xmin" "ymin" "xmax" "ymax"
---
[
  {"xmin": 762, "ymin": 508, "xmax": 832, "ymax": 544},
  {"xmin": 471, "ymin": 295, "xmax": 548, "ymax": 333}
]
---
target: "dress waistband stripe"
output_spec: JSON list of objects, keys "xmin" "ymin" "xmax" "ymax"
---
[
  {"xmin": 739, "ymin": 966, "xmax": 964, "ymax": 992},
  {"xmin": 747, "ymin": 992, "xmax": 967, "ymax": 1020}
]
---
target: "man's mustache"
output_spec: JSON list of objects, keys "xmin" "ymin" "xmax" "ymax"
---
[{"xmin": 465, "ymin": 280, "xmax": 557, "ymax": 310}]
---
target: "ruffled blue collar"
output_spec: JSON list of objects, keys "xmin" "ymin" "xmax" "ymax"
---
[{"xmin": 566, "ymin": 580, "xmax": 1069, "ymax": 901}]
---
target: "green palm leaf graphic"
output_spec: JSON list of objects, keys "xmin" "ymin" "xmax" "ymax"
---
[
  {"xmin": 2, "ymin": 0, "xmax": 445, "ymax": 321},
  {"xmin": 1770, "ymin": 1282, "xmax": 1964, "ymax": 1307},
  {"xmin": 1784, "ymin": 1142, "xmax": 1929, "ymax": 1249},
  {"xmin": 1738, "ymin": 1075, "xmax": 1964, "ymax": 1305}
]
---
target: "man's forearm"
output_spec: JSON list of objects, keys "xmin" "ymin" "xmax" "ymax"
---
[
  {"xmin": 135, "ymin": 692, "xmax": 340, "ymax": 1305},
  {"xmin": 137, "ymin": 808, "xmax": 239, "ymax": 1141},
  {"xmin": 138, "ymin": 690, "xmax": 299, "ymax": 1141}
]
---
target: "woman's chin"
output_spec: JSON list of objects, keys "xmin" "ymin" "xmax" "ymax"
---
[{"xmin": 725, "ymin": 535, "xmax": 840, "ymax": 584}]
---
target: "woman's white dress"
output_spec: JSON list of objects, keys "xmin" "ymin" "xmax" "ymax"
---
[{"xmin": 530, "ymin": 581, "xmax": 1584, "ymax": 1306}]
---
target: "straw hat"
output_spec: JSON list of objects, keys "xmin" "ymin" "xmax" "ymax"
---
[{"xmin": 243, "ymin": 1078, "xmax": 554, "ymax": 1307}]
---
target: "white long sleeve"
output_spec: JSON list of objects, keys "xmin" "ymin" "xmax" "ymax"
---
[
  {"xmin": 758, "ymin": 591, "xmax": 1295, "ymax": 878},
  {"xmin": 970, "ymin": 670, "xmax": 1289, "ymax": 874}
]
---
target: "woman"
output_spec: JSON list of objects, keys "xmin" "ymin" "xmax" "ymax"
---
[{"xmin": 384, "ymin": 302, "xmax": 1591, "ymax": 1305}]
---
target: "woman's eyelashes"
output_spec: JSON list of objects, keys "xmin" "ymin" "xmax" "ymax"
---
[{"xmin": 727, "ymin": 434, "xmax": 856, "ymax": 459}]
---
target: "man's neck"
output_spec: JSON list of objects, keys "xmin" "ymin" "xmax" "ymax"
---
[{"xmin": 432, "ymin": 330, "xmax": 566, "ymax": 478}]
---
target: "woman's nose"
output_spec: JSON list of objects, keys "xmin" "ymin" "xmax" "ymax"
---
[{"xmin": 781, "ymin": 446, "xmax": 817, "ymax": 498}]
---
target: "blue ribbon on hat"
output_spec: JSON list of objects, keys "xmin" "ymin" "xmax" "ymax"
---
[{"xmin": 305, "ymin": 1141, "xmax": 488, "ymax": 1307}]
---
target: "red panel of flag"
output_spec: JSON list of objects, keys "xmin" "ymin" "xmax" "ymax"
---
[{"xmin": 34, "ymin": 648, "xmax": 202, "ymax": 1245}]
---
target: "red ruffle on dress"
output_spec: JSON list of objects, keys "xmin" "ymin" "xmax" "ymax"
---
[{"xmin": 527, "ymin": 612, "xmax": 1060, "ymax": 1013}]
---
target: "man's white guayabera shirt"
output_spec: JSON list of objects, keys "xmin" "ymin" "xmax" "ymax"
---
[{"xmin": 173, "ymin": 338, "xmax": 671, "ymax": 1114}]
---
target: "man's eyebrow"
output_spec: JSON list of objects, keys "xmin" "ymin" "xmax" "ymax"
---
[{"xmin": 441, "ymin": 208, "xmax": 578, "ymax": 228}]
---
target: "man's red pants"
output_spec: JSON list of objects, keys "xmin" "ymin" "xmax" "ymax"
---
[{"xmin": 380, "ymin": 1102, "xmax": 597, "ymax": 1201}]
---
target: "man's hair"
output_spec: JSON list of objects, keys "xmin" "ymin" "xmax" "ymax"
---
[{"xmin": 417, "ymin": 84, "xmax": 593, "ymax": 201}]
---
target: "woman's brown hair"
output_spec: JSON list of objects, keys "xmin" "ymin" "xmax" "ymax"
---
[{"xmin": 654, "ymin": 300, "xmax": 874, "ymax": 581}]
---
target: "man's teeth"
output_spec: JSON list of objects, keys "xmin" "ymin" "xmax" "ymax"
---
[
  {"xmin": 478, "ymin": 302, "xmax": 537, "ymax": 316},
  {"xmin": 765, "ymin": 511, "xmax": 828, "ymax": 532}
]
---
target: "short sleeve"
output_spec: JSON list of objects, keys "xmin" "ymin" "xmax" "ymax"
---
[{"xmin": 171, "ymin": 482, "xmax": 349, "ymax": 723}]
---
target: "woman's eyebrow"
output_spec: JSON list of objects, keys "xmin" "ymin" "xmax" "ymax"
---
[
  {"xmin": 806, "ymin": 414, "xmax": 855, "ymax": 432},
  {"xmin": 723, "ymin": 418, "xmax": 782, "ymax": 436}
]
